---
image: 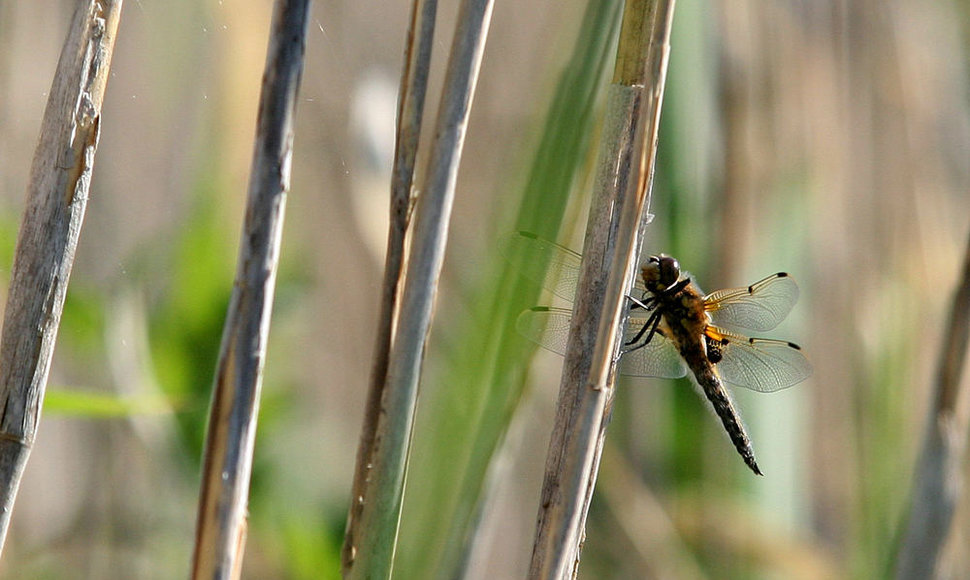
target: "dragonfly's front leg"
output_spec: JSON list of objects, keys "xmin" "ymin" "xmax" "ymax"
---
[
  {"xmin": 623, "ymin": 308, "xmax": 664, "ymax": 354},
  {"xmin": 627, "ymin": 293, "xmax": 654, "ymax": 312},
  {"xmin": 621, "ymin": 279, "xmax": 688, "ymax": 353}
]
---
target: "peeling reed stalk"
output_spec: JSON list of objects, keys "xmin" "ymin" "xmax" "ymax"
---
[
  {"xmin": 528, "ymin": 0, "xmax": 676, "ymax": 578},
  {"xmin": 0, "ymin": 0, "xmax": 122, "ymax": 556}
]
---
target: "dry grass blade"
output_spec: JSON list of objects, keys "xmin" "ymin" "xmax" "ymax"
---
[
  {"xmin": 528, "ymin": 0, "xmax": 675, "ymax": 577},
  {"xmin": 189, "ymin": 1, "xmax": 310, "ymax": 577},
  {"xmin": 345, "ymin": 0, "xmax": 494, "ymax": 577},
  {"xmin": 895, "ymin": 230, "xmax": 970, "ymax": 579},
  {"xmin": 0, "ymin": 0, "xmax": 122, "ymax": 555},
  {"xmin": 340, "ymin": 0, "xmax": 437, "ymax": 572}
]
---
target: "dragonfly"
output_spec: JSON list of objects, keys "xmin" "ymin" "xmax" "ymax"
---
[{"xmin": 511, "ymin": 231, "xmax": 812, "ymax": 475}]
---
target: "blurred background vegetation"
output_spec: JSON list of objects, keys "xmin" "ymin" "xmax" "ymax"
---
[{"xmin": 1, "ymin": 0, "xmax": 969, "ymax": 578}]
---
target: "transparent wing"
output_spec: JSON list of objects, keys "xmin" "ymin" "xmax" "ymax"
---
[
  {"xmin": 618, "ymin": 319, "xmax": 688, "ymax": 379},
  {"xmin": 714, "ymin": 329, "xmax": 813, "ymax": 392},
  {"xmin": 516, "ymin": 308, "xmax": 687, "ymax": 379},
  {"xmin": 516, "ymin": 306, "xmax": 574, "ymax": 354},
  {"xmin": 506, "ymin": 231, "xmax": 648, "ymax": 302},
  {"xmin": 704, "ymin": 273, "xmax": 799, "ymax": 332},
  {"xmin": 506, "ymin": 232, "xmax": 582, "ymax": 302}
]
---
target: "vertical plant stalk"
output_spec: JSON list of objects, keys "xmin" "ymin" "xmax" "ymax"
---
[
  {"xmin": 341, "ymin": 0, "xmax": 437, "ymax": 572},
  {"xmin": 895, "ymin": 230, "xmax": 970, "ymax": 579},
  {"xmin": 528, "ymin": 1, "xmax": 675, "ymax": 578},
  {"xmin": 190, "ymin": 1, "xmax": 310, "ymax": 578},
  {"xmin": 392, "ymin": 2, "xmax": 624, "ymax": 577},
  {"xmin": 345, "ymin": 0, "xmax": 494, "ymax": 577},
  {"xmin": 0, "ymin": 0, "xmax": 122, "ymax": 555}
]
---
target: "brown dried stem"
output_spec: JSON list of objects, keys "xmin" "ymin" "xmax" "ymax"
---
[
  {"xmin": 895, "ymin": 229, "xmax": 970, "ymax": 579},
  {"xmin": 343, "ymin": 0, "xmax": 494, "ymax": 577},
  {"xmin": 0, "ymin": 0, "xmax": 122, "ymax": 556},
  {"xmin": 528, "ymin": 0, "xmax": 676, "ymax": 578},
  {"xmin": 189, "ymin": 1, "xmax": 310, "ymax": 577},
  {"xmin": 340, "ymin": 0, "xmax": 436, "ymax": 572}
]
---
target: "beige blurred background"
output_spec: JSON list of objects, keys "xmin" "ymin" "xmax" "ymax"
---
[{"xmin": 1, "ymin": 0, "xmax": 968, "ymax": 578}]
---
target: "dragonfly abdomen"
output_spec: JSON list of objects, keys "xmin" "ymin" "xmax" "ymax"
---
[
  {"xmin": 689, "ymin": 361, "xmax": 762, "ymax": 476},
  {"xmin": 654, "ymin": 281, "xmax": 765, "ymax": 475}
]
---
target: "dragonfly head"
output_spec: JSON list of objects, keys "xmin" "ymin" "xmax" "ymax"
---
[{"xmin": 642, "ymin": 254, "xmax": 681, "ymax": 292}]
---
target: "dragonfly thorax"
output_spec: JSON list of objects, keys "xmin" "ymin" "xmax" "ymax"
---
[{"xmin": 642, "ymin": 254, "xmax": 681, "ymax": 293}]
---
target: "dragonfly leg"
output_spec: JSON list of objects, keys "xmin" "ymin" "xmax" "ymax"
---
[
  {"xmin": 623, "ymin": 308, "xmax": 664, "ymax": 353},
  {"xmin": 626, "ymin": 293, "xmax": 654, "ymax": 311},
  {"xmin": 621, "ymin": 279, "xmax": 685, "ymax": 353}
]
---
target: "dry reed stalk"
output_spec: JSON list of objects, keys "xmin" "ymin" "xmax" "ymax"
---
[
  {"xmin": 527, "ymin": 0, "xmax": 676, "ymax": 577},
  {"xmin": 190, "ymin": 1, "xmax": 310, "ymax": 577},
  {"xmin": 895, "ymin": 230, "xmax": 970, "ymax": 579},
  {"xmin": 344, "ymin": 0, "xmax": 495, "ymax": 577},
  {"xmin": 0, "ymin": 0, "xmax": 123, "ymax": 556},
  {"xmin": 340, "ymin": 0, "xmax": 436, "ymax": 573}
]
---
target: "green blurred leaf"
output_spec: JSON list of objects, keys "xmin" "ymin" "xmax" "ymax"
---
[
  {"xmin": 395, "ymin": 2, "xmax": 624, "ymax": 577},
  {"xmin": 147, "ymin": 185, "xmax": 236, "ymax": 462},
  {"xmin": 44, "ymin": 388, "xmax": 180, "ymax": 418},
  {"xmin": 60, "ymin": 287, "xmax": 106, "ymax": 356},
  {"xmin": 277, "ymin": 513, "xmax": 343, "ymax": 580}
]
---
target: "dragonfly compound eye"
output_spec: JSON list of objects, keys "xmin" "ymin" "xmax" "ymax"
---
[
  {"xmin": 642, "ymin": 255, "xmax": 681, "ymax": 291},
  {"xmin": 657, "ymin": 255, "xmax": 681, "ymax": 287}
]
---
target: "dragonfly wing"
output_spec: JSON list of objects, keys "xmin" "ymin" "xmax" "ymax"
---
[
  {"xmin": 516, "ymin": 306, "xmax": 573, "ymax": 354},
  {"xmin": 507, "ymin": 232, "xmax": 649, "ymax": 301},
  {"xmin": 517, "ymin": 308, "xmax": 688, "ymax": 380},
  {"xmin": 506, "ymin": 232, "xmax": 582, "ymax": 302},
  {"xmin": 619, "ymin": 321, "xmax": 689, "ymax": 379},
  {"xmin": 715, "ymin": 332, "xmax": 812, "ymax": 392},
  {"xmin": 705, "ymin": 273, "xmax": 799, "ymax": 332}
]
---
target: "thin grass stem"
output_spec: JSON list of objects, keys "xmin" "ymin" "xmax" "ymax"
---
[
  {"xmin": 345, "ymin": 1, "xmax": 495, "ymax": 577},
  {"xmin": 340, "ymin": 0, "xmax": 437, "ymax": 573},
  {"xmin": 391, "ymin": 2, "xmax": 624, "ymax": 576},
  {"xmin": 189, "ymin": 2, "xmax": 310, "ymax": 576},
  {"xmin": 895, "ymin": 229, "xmax": 970, "ymax": 579}
]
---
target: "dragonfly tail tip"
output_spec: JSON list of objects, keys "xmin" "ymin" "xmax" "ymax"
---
[{"xmin": 745, "ymin": 457, "xmax": 764, "ymax": 476}]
